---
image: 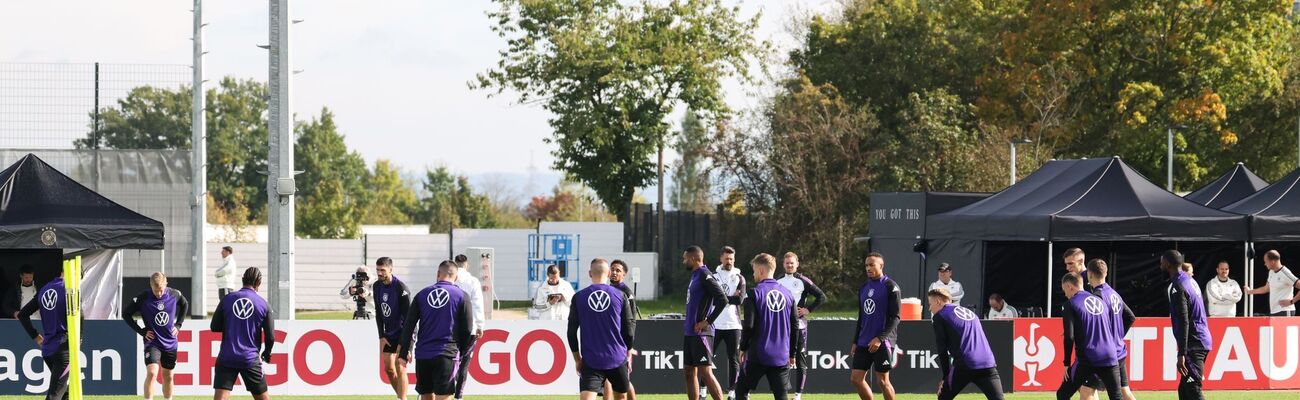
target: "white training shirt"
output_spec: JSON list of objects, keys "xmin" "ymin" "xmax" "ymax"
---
[
  {"xmin": 712, "ymin": 266, "xmax": 745, "ymax": 330},
  {"xmin": 1268, "ymin": 266, "xmax": 1299, "ymax": 315},
  {"xmin": 1204, "ymin": 277, "xmax": 1242, "ymax": 317},
  {"xmin": 532, "ymin": 281, "xmax": 574, "ymax": 321},
  {"xmin": 456, "ymin": 272, "xmax": 486, "ymax": 333},
  {"xmin": 929, "ymin": 279, "xmax": 966, "ymax": 305},
  {"xmin": 215, "ymin": 255, "xmax": 240, "ymax": 290},
  {"xmin": 19, "ymin": 284, "xmax": 37, "ymax": 320},
  {"xmin": 986, "ymin": 303, "xmax": 1018, "ymax": 320}
]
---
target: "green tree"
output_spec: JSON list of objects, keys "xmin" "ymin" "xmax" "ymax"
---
[
  {"xmin": 525, "ymin": 181, "xmax": 617, "ymax": 222},
  {"xmin": 77, "ymin": 77, "xmax": 270, "ymax": 221},
  {"xmin": 362, "ymin": 160, "xmax": 421, "ymax": 225},
  {"xmin": 474, "ymin": 0, "xmax": 764, "ymax": 218},
  {"xmin": 418, "ymin": 166, "xmax": 500, "ymax": 232},
  {"xmin": 980, "ymin": 0, "xmax": 1296, "ymax": 189},
  {"xmin": 669, "ymin": 112, "xmax": 713, "ymax": 212},
  {"xmin": 294, "ymin": 109, "xmax": 368, "ymax": 238}
]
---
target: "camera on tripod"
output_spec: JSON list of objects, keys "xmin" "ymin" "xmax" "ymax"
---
[{"xmin": 344, "ymin": 267, "xmax": 373, "ymax": 320}]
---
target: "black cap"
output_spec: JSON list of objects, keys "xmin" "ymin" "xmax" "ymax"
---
[{"xmin": 937, "ymin": 263, "xmax": 952, "ymax": 272}]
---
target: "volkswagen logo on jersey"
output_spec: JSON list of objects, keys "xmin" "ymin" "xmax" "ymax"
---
[
  {"xmin": 765, "ymin": 290, "xmax": 788, "ymax": 313},
  {"xmin": 588, "ymin": 290, "xmax": 611, "ymax": 312},
  {"xmin": 864, "ymin": 298, "xmax": 877, "ymax": 315},
  {"xmin": 954, "ymin": 306, "xmax": 977, "ymax": 321},
  {"xmin": 233, "ymin": 298, "xmax": 256, "ymax": 320},
  {"xmin": 381, "ymin": 303, "xmax": 391, "ymax": 318},
  {"xmin": 41, "ymin": 288, "xmax": 57, "ymax": 311},
  {"xmin": 1109, "ymin": 293, "xmax": 1122, "ymax": 315},
  {"xmin": 428, "ymin": 288, "xmax": 451, "ymax": 309},
  {"xmin": 1083, "ymin": 296, "xmax": 1106, "ymax": 316},
  {"xmin": 154, "ymin": 311, "xmax": 170, "ymax": 326}
]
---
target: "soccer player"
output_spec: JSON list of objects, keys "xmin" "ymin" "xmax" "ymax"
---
[
  {"xmin": 123, "ymin": 272, "xmax": 190, "ymax": 400},
  {"xmin": 1086, "ymin": 260, "xmax": 1136, "ymax": 400},
  {"xmin": 211, "ymin": 267, "xmax": 274, "ymax": 400},
  {"xmin": 453, "ymin": 254, "xmax": 486, "ymax": 400},
  {"xmin": 372, "ymin": 257, "xmax": 411, "ymax": 400},
  {"xmin": 776, "ymin": 252, "xmax": 825, "ymax": 400},
  {"xmin": 1161, "ymin": 250, "xmax": 1214, "ymax": 400},
  {"xmin": 734, "ymin": 253, "xmax": 798, "ymax": 400},
  {"xmin": 851, "ymin": 252, "xmax": 900, "ymax": 400},
  {"xmin": 568, "ymin": 258, "xmax": 636, "ymax": 400},
  {"xmin": 605, "ymin": 259, "xmax": 639, "ymax": 400},
  {"xmin": 398, "ymin": 261, "xmax": 473, "ymax": 400},
  {"xmin": 1056, "ymin": 273, "xmax": 1122, "ymax": 400},
  {"xmin": 929, "ymin": 287, "xmax": 1003, "ymax": 400},
  {"xmin": 682, "ymin": 245, "xmax": 728, "ymax": 400},
  {"xmin": 1061, "ymin": 248, "xmax": 1101, "ymax": 400},
  {"xmin": 17, "ymin": 266, "xmax": 70, "ymax": 400},
  {"xmin": 711, "ymin": 246, "xmax": 746, "ymax": 399},
  {"xmin": 610, "ymin": 259, "xmax": 639, "ymax": 318}
]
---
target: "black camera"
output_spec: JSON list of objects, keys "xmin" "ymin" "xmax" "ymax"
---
[{"xmin": 350, "ymin": 270, "xmax": 372, "ymax": 320}]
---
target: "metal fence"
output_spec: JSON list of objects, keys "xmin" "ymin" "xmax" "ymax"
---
[{"xmin": 0, "ymin": 62, "xmax": 190, "ymax": 149}]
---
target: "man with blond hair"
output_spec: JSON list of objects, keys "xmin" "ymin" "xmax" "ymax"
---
[{"xmin": 124, "ymin": 272, "xmax": 190, "ymax": 400}]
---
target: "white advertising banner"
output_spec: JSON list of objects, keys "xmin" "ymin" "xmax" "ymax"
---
[{"xmin": 150, "ymin": 320, "xmax": 576, "ymax": 396}]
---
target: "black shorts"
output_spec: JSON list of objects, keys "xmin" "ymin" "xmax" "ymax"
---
[
  {"xmin": 852, "ymin": 342, "xmax": 895, "ymax": 373},
  {"xmin": 416, "ymin": 356, "xmax": 458, "ymax": 395},
  {"xmin": 144, "ymin": 346, "xmax": 178, "ymax": 370},
  {"xmin": 213, "ymin": 362, "xmax": 268, "ymax": 395},
  {"xmin": 684, "ymin": 336, "xmax": 714, "ymax": 367},
  {"xmin": 381, "ymin": 342, "xmax": 399, "ymax": 354},
  {"xmin": 579, "ymin": 360, "xmax": 631, "ymax": 393},
  {"xmin": 1117, "ymin": 356, "xmax": 1130, "ymax": 387}
]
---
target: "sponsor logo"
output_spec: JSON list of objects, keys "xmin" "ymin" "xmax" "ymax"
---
[
  {"xmin": 1013, "ymin": 322, "xmax": 1056, "ymax": 387},
  {"xmin": 232, "ymin": 298, "xmax": 255, "ymax": 320},
  {"xmin": 765, "ymin": 290, "xmax": 788, "ymax": 313},
  {"xmin": 1084, "ymin": 296, "xmax": 1106, "ymax": 316},
  {"xmin": 953, "ymin": 306, "xmax": 977, "ymax": 321},
  {"xmin": 428, "ymin": 288, "xmax": 450, "ymax": 309},
  {"xmin": 864, "ymin": 299, "xmax": 877, "ymax": 315},
  {"xmin": 381, "ymin": 303, "xmax": 391, "ymax": 318},
  {"xmin": 1110, "ymin": 293, "xmax": 1122, "ymax": 315},
  {"xmin": 154, "ymin": 312, "xmax": 170, "ymax": 327},
  {"xmin": 588, "ymin": 290, "xmax": 611, "ymax": 312},
  {"xmin": 40, "ymin": 289, "xmax": 57, "ymax": 311}
]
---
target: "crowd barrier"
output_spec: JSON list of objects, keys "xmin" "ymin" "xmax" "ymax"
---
[{"xmin": 1, "ymin": 317, "xmax": 1296, "ymax": 395}]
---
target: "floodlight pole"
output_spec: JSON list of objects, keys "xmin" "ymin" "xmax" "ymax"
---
[
  {"xmin": 267, "ymin": 0, "xmax": 295, "ymax": 318},
  {"xmin": 190, "ymin": 0, "xmax": 208, "ymax": 318}
]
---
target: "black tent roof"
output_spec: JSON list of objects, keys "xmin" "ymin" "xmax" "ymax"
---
[
  {"xmin": 929, "ymin": 157, "xmax": 1249, "ymax": 241},
  {"xmin": 0, "ymin": 153, "xmax": 163, "ymax": 249},
  {"xmin": 1222, "ymin": 167, "xmax": 1300, "ymax": 241},
  {"xmin": 1184, "ymin": 163, "xmax": 1267, "ymax": 209}
]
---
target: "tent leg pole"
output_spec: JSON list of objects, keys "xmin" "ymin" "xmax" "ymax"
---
[
  {"xmin": 1047, "ymin": 241, "xmax": 1053, "ymax": 318},
  {"xmin": 1245, "ymin": 242, "xmax": 1252, "ymax": 317}
]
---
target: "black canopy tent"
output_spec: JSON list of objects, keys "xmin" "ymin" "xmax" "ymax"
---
[
  {"xmin": 0, "ymin": 153, "xmax": 163, "ymax": 250},
  {"xmin": 864, "ymin": 192, "xmax": 989, "ymax": 308},
  {"xmin": 1222, "ymin": 167, "xmax": 1300, "ymax": 316},
  {"xmin": 1184, "ymin": 162, "xmax": 1268, "ymax": 209},
  {"xmin": 0, "ymin": 154, "xmax": 164, "ymax": 319},
  {"xmin": 927, "ymin": 157, "xmax": 1250, "ymax": 317}
]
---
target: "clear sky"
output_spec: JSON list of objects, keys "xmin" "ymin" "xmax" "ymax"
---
[{"xmin": 0, "ymin": 0, "xmax": 831, "ymax": 194}]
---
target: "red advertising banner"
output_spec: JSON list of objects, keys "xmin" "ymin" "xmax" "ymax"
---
[{"xmin": 1013, "ymin": 317, "xmax": 1300, "ymax": 391}]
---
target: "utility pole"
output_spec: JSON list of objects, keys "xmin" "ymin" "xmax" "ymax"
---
[
  {"xmin": 266, "ymin": 0, "xmax": 296, "ymax": 318},
  {"xmin": 190, "ymin": 0, "xmax": 207, "ymax": 318}
]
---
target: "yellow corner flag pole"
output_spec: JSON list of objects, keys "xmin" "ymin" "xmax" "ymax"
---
[{"xmin": 63, "ymin": 256, "xmax": 83, "ymax": 400}]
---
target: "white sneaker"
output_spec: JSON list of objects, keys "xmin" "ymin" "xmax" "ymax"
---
[
  {"xmin": 727, "ymin": 390, "xmax": 736, "ymax": 400},
  {"xmin": 793, "ymin": 393, "xmax": 802, "ymax": 400}
]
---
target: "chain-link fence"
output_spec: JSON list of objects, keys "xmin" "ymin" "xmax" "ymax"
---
[{"xmin": 0, "ymin": 62, "xmax": 190, "ymax": 149}]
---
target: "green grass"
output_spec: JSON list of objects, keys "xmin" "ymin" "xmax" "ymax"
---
[{"xmin": 52, "ymin": 392, "xmax": 1273, "ymax": 400}]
